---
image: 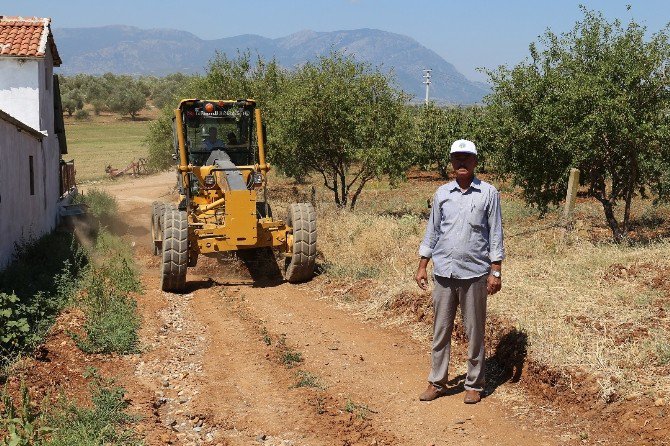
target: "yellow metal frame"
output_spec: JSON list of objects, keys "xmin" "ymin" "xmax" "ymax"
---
[{"xmin": 172, "ymin": 99, "xmax": 292, "ymax": 257}]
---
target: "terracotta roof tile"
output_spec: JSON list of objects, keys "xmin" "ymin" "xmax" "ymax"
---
[{"xmin": 0, "ymin": 16, "xmax": 61, "ymax": 66}]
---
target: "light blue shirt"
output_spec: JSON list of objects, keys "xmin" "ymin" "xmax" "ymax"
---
[
  {"xmin": 419, "ymin": 177, "xmax": 505, "ymax": 279},
  {"xmin": 203, "ymin": 138, "xmax": 225, "ymax": 150}
]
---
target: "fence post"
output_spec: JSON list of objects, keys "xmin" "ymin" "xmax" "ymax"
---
[{"xmin": 563, "ymin": 168, "xmax": 580, "ymax": 222}]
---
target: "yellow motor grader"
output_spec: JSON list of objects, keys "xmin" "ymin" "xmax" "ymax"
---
[{"xmin": 151, "ymin": 99, "xmax": 316, "ymax": 292}]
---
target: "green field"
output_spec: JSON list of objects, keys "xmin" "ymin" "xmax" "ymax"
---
[{"xmin": 64, "ymin": 118, "xmax": 150, "ymax": 182}]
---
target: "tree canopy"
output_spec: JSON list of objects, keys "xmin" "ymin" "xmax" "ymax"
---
[
  {"xmin": 485, "ymin": 7, "xmax": 670, "ymax": 240},
  {"xmin": 268, "ymin": 52, "xmax": 413, "ymax": 209},
  {"xmin": 413, "ymin": 104, "xmax": 486, "ymax": 178}
]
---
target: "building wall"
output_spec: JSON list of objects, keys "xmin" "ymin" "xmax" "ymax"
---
[
  {"xmin": 0, "ymin": 48, "xmax": 61, "ymax": 269},
  {"xmin": 37, "ymin": 46, "xmax": 60, "ymax": 234},
  {"xmin": 0, "ymin": 118, "xmax": 47, "ymax": 269},
  {"xmin": 0, "ymin": 58, "xmax": 40, "ymax": 130}
]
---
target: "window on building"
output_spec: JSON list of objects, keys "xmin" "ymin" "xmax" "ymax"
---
[{"xmin": 29, "ymin": 156, "xmax": 34, "ymax": 196}]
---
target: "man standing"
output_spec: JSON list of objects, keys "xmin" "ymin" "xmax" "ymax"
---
[{"xmin": 416, "ymin": 139, "xmax": 505, "ymax": 404}]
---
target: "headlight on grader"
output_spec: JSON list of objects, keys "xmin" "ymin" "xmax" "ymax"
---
[
  {"xmin": 203, "ymin": 174, "xmax": 216, "ymax": 189},
  {"xmin": 253, "ymin": 172, "xmax": 264, "ymax": 188}
]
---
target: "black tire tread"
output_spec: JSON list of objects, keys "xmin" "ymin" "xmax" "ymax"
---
[
  {"xmin": 285, "ymin": 203, "xmax": 317, "ymax": 283},
  {"xmin": 160, "ymin": 209, "xmax": 188, "ymax": 292}
]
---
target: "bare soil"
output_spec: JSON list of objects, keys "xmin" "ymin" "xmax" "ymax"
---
[{"xmin": 6, "ymin": 171, "xmax": 668, "ymax": 445}]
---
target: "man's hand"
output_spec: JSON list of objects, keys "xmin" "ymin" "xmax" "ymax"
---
[
  {"xmin": 487, "ymin": 275, "xmax": 502, "ymax": 295},
  {"xmin": 416, "ymin": 257, "xmax": 430, "ymax": 290},
  {"xmin": 416, "ymin": 266, "xmax": 429, "ymax": 290}
]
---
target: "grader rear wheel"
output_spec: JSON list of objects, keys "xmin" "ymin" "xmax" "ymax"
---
[
  {"xmin": 160, "ymin": 209, "xmax": 188, "ymax": 292},
  {"xmin": 284, "ymin": 203, "xmax": 317, "ymax": 283}
]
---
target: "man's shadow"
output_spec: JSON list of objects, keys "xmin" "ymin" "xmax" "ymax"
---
[
  {"xmin": 441, "ymin": 328, "xmax": 528, "ymax": 398},
  {"xmin": 484, "ymin": 328, "xmax": 528, "ymax": 397}
]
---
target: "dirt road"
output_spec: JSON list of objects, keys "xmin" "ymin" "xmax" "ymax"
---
[{"xmin": 95, "ymin": 172, "xmax": 561, "ymax": 446}]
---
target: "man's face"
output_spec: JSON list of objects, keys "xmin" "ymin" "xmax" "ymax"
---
[
  {"xmin": 450, "ymin": 152, "xmax": 477, "ymax": 179},
  {"xmin": 208, "ymin": 128, "xmax": 217, "ymax": 141}
]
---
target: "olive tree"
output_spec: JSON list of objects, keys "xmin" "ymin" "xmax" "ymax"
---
[
  {"xmin": 413, "ymin": 104, "xmax": 487, "ymax": 178},
  {"xmin": 109, "ymin": 79, "xmax": 147, "ymax": 120},
  {"xmin": 485, "ymin": 7, "xmax": 670, "ymax": 241},
  {"xmin": 269, "ymin": 52, "xmax": 413, "ymax": 209}
]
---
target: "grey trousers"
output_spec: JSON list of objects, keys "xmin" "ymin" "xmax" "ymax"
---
[{"xmin": 428, "ymin": 274, "xmax": 488, "ymax": 392}]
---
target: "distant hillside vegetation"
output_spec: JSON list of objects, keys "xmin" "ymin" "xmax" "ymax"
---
[{"xmin": 54, "ymin": 26, "xmax": 489, "ymax": 104}]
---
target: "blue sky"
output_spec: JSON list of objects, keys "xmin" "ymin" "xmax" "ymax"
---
[{"xmin": 2, "ymin": 1, "xmax": 668, "ymax": 81}]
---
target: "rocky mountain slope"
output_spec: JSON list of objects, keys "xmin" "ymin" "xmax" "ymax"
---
[{"xmin": 54, "ymin": 26, "xmax": 489, "ymax": 104}]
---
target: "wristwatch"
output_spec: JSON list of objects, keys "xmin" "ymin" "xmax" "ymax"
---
[{"xmin": 491, "ymin": 270, "xmax": 501, "ymax": 278}]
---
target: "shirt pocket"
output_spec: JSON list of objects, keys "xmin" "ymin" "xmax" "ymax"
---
[{"xmin": 468, "ymin": 200, "xmax": 487, "ymax": 229}]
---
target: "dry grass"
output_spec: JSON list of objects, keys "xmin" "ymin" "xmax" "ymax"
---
[{"xmin": 269, "ymin": 171, "xmax": 670, "ymax": 402}]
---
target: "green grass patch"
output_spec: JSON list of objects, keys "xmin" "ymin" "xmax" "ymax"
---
[
  {"xmin": 0, "ymin": 233, "xmax": 86, "ymax": 371},
  {"xmin": 656, "ymin": 342, "xmax": 670, "ymax": 366},
  {"xmin": 74, "ymin": 189, "xmax": 118, "ymax": 222},
  {"xmin": 292, "ymin": 371, "xmax": 324, "ymax": 389},
  {"xmin": 73, "ymin": 266, "xmax": 141, "ymax": 354},
  {"xmin": 260, "ymin": 326, "xmax": 272, "ymax": 346},
  {"xmin": 344, "ymin": 399, "xmax": 371, "ymax": 420},
  {"xmin": 0, "ymin": 370, "xmax": 141, "ymax": 445},
  {"xmin": 0, "ymin": 191, "xmax": 142, "ymax": 370},
  {"xmin": 281, "ymin": 350, "xmax": 303, "ymax": 368},
  {"xmin": 65, "ymin": 119, "xmax": 150, "ymax": 182},
  {"xmin": 274, "ymin": 334, "xmax": 303, "ymax": 368},
  {"xmin": 71, "ymin": 227, "xmax": 142, "ymax": 355}
]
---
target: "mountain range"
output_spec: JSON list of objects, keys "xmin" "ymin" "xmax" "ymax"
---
[{"xmin": 53, "ymin": 26, "xmax": 489, "ymax": 104}]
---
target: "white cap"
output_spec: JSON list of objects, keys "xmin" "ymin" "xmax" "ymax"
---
[{"xmin": 450, "ymin": 139, "xmax": 477, "ymax": 155}]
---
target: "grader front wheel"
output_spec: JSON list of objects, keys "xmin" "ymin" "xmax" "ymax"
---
[
  {"xmin": 151, "ymin": 202, "xmax": 177, "ymax": 256},
  {"xmin": 284, "ymin": 203, "xmax": 317, "ymax": 283},
  {"xmin": 160, "ymin": 209, "xmax": 188, "ymax": 292}
]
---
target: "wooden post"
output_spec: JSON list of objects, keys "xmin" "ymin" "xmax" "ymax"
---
[{"xmin": 563, "ymin": 168, "xmax": 580, "ymax": 220}]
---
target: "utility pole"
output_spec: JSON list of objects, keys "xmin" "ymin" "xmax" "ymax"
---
[{"xmin": 422, "ymin": 69, "xmax": 432, "ymax": 104}]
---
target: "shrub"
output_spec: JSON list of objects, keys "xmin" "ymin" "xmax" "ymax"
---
[
  {"xmin": 75, "ymin": 189, "xmax": 118, "ymax": 222},
  {"xmin": 73, "ymin": 109, "xmax": 90, "ymax": 120},
  {"xmin": 74, "ymin": 269, "xmax": 140, "ymax": 355}
]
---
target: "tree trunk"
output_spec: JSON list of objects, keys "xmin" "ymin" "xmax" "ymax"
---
[
  {"xmin": 437, "ymin": 162, "xmax": 449, "ymax": 179},
  {"xmin": 332, "ymin": 173, "xmax": 341, "ymax": 207},
  {"xmin": 599, "ymin": 197, "xmax": 623, "ymax": 243},
  {"xmin": 339, "ymin": 171, "xmax": 347, "ymax": 208},
  {"xmin": 349, "ymin": 177, "xmax": 371, "ymax": 210}
]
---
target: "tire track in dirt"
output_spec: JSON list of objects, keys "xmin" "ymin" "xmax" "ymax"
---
[
  {"xmin": 99, "ymin": 172, "xmax": 558, "ymax": 445},
  {"xmin": 203, "ymin": 281, "xmax": 557, "ymax": 446},
  {"xmin": 189, "ymin": 283, "xmax": 400, "ymax": 445}
]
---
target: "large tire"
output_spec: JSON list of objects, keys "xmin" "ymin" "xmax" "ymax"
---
[
  {"xmin": 284, "ymin": 203, "xmax": 317, "ymax": 283},
  {"xmin": 160, "ymin": 209, "xmax": 188, "ymax": 292},
  {"xmin": 152, "ymin": 202, "xmax": 176, "ymax": 256}
]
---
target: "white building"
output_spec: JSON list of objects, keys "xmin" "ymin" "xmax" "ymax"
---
[{"xmin": 0, "ymin": 16, "xmax": 66, "ymax": 269}]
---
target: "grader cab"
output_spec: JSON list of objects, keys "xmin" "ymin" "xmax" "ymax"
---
[{"xmin": 151, "ymin": 99, "xmax": 316, "ymax": 292}]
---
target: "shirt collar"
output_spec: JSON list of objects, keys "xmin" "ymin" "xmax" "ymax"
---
[{"xmin": 448, "ymin": 176, "xmax": 481, "ymax": 193}]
